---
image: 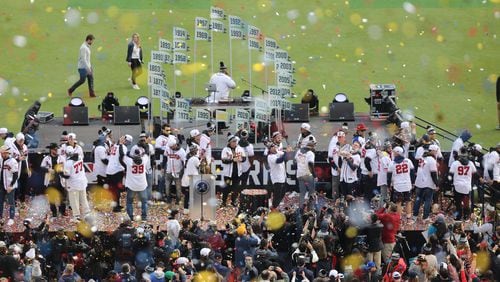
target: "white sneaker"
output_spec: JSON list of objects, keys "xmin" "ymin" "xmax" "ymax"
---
[
  {"xmin": 132, "ymin": 84, "xmax": 140, "ymax": 90},
  {"xmin": 7, "ymin": 219, "xmax": 14, "ymax": 226}
]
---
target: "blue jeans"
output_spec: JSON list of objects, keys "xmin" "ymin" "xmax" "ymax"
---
[
  {"xmin": 126, "ymin": 188, "xmax": 148, "ymax": 220},
  {"xmin": 69, "ymin": 68, "xmax": 94, "ymax": 93},
  {"xmin": 0, "ymin": 188, "xmax": 16, "ymax": 219},
  {"xmin": 298, "ymin": 175, "xmax": 315, "ymax": 207},
  {"xmin": 413, "ymin": 187, "xmax": 434, "ymax": 219}
]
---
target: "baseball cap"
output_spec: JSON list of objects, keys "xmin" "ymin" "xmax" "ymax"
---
[
  {"xmin": 365, "ymin": 261, "xmax": 376, "ymax": 269},
  {"xmin": 124, "ymin": 134, "xmax": 133, "ymax": 143},
  {"xmin": 272, "ymin": 131, "xmax": 281, "ymax": 138},
  {"xmin": 427, "ymin": 127, "xmax": 436, "ymax": 134},
  {"xmin": 356, "ymin": 123, "xmax": 367, "ymax": 131},
  {"xmin": 428, "ymin": 144, "xmax": 439, "ymax": 151},
  {"xmin": 0, "ymin": 145, "xmax": 10, "ymax": 153},
  {"xmin": 328, "ymin": 269, "xmax": 338, "ymax": 278},
  {"xmin": 167, "ymin": 137, "xmax": 177, "ymax": 148},
  {"xmin": 0, "ymin": 241, "xmax": 6, "ymax": 248},
  {"xmin": 68, "ymin": 133, "xmax": 76, "ymax": 139},
  {"xmin": 400, "ymin": 121, "xmax": 410, "ymax": 129},
  {"xmin": 391, "ymin": 253, "xmax": 401, "ymax": 260},
  {"xmin": 393, "ymin": 146, "xmax": 404, "ymax": 155},
  {"xmin": 473, "ymin": 144, "xmax": 482, "ymax": 151},
  {"xmin": 337, "ymin": 131, "xmax": 346, "ymax": 137},
  {"xmin": 200, "ymin": 248, "xmax": 211, "ymax": 257},
  {"xmin": 16, "ymin": 132, "xmax": 25, "ymax": 141},
  {"xmin": 301, "ymin": 123, "xmax": 311, "ymax": 131},
  {"xmin": 190, "ymin": 129, "xmax": 201, "ymax": 138},
  {"xmin": 175, "ymin": 257, "xmax": 189, "ymax": 265},
  {"xmin": 46, "ymin": 143, "xmax": 59, "ymax": 150},
  {"xmin": 227, "ymin": 134, "xmax": 238, "ymax": 143},
  {"xmin": 207, "ymin": 122, "xmax": 216, "ymax": 131},
  {"xmin": 139, "ymin": 132, "xmax": 147, "ymax": 138},
  {"xmin": 0, "ymin": 128, "xmax": 7, "ymax": 134},
  {"xmin": 393, "ymin": 271, "xmax": 401, "ymax": 279}
]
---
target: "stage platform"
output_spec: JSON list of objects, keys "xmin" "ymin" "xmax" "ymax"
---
[{"xmin": 34, "ymin": 113, "xmax": 388, "ymax": 152}]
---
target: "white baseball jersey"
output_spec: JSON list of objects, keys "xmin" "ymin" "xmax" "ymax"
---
[
  {"xmin": 493, "ymin": 161, "xmax": 500, "ymax": 182},
  {"xmin": 483, "ymin": 151, "xmax": 499, "ymax": 180},
  {"xmin": 376, "ymin": 152, "xmax": 392, "ymax": 187},
  {"xmin": 93, "ymin": 145, "xmax": 108, "ymax": 177},
  {"xmin": 388, "ymin": 158, "xmax": 414, "ymax": 192},
  {"xmin": 263, "ymin": 142, "xmax": 283, "ymax": 156},
  {"xmin": 415, "ymin": 156, "xmax": 438, "ymax": 189},
  {"xmin": 155, "ymin": 134, "xmax": 170, "ymax": 150},
  {"xmin": 340, "ymin": 154, "xmax": 361, "ymax": 183},
  {"xmin": 123, "ymin": 156, "xmax": 148, "ymax": 191},
  {"xmin": 360, "ymin": 147, "xmax": 378, "ymax": 175},
  {"xmin": 298, "ymin": 134, "xmax": 316, "ymax": 149},
  {"xmin": 106, "ymin": 144, "xmax": 127, "ymax": 175},
  {"xmin": 64, "ymin": 159, "xmax": 88, "ymax": 191},
  {"xmin": 268, "ymin": 152, "xmax": 286, "ymax": 184},
  {"xmin": 9, "ymin": 142, "xmax": 29, "ymax": 170},
  {"xmin": 414, "ymin": 146, "xmax": 426, "ymax": 161},
  {"xmin": 240, "ymin": 144, "xmax": 254, "ymax": 173},
  {"xmin": 60, "ymin": 144, "xmax": 84, "ymax": 161},
  {"xmin": 199, "ymin": 134, "xmax": 212, "ymax": 164},
  {"xmin": 327, "ymin": 139, "xmax": 342, "ymax": 177},
  {"xmin": 449, "ymin": 160, "xmax": 476, "ymax": 194},
  {"xmin": 181, "ymin": 155, "xmax": 200, "ymax": 187},
  {"xmin": 164, "ymin": 147, "xmax": 186, "ymax": 178},
  {"xmin": 220, "ymin": 146, "xmax": 246, "ymax": 177},
  {"xmin": 0, "ymin": 157, "xmax": 18, "ymax": 189},
  {"xmin": 295, "ymin": 149, "xmax": 315, "ymax": 178},
  {"xmin": 40, "ymin": 154, "xmax": 65, "ymax": 187},
  {"xmin": 448, "ymin": 138, "xmax": 464, "ymax": 167}
]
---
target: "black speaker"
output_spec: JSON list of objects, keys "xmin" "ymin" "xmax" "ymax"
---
[
  {"xmin": 114, "ymin": 106, "xmax": 140, "ymax": 125},
  {"xmin": 283, "ymin": 103, "xmax": 309, "ymax": 122},
  {"xmin": 63, "ymin": 107, "xmax": 89, "ymax": 125},
  {"xmin": 329, "ymin": 103, "xmax": 355, "ymax": 121}
]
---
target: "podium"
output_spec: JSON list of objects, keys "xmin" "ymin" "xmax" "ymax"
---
[{"xmin": 189, "ymin": 174, "xmax": 216, "ymax": 221}]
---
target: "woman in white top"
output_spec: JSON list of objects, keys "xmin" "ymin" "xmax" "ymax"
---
[{"xmin": 126, "ymin": 33, "xmax": 143, "ymax": 90}]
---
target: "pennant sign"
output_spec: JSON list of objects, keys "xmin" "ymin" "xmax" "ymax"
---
[
  {"xmin": 160, "ymin": 99, "xmax": 171, "ymax": 112},
  {"xmin": 280, "ymin": 87, "xmax": 292, "ymax": 98},
  {"xmin": 248, "ymin": 38, "xmax": 260, "ymax": 50},
  {"xmin": 175, "ymin": 111, "xmax": 190, "ymax": 121},
  {"xmin": 229, "ymin": 15, "xmax": 242, "ymax": 28},
  {"xmin": 210, "ymin": 19, "xmax": 225, "ymax": 33},
  {"xmin": 277, "ymin": 73, "xmax": 293, "ymax": 87},
  {"xmin": 195, "ymin": 29, "xmax": 210, "ymax": 41},
  {"xmin": 148, "ymin": 74, "xmax": 166, "ymax": 87},
  {"xmin": 148, "ymin": 62, "xmax": 164, "ymax": 76},
  {"xmin": 264, "ymin": 38, "xmax": 277, "ymax": 50},
  {"xmin": 268, "ymin": 86, "xmax": 281, "ymax": 97},
  {"xmin": 235, "ymin": 109, "xmax": 250, "ymax": 121},
  {"xmin": 230, "ymin": 28, "xmax": 244, "ymax": 39},
  {"xmin": 247, "ymin": 25, "xmax": 260, "ymax": 39},
  {"xmin": 275, "ymin": 61, "xmax": 293, "ymax": 74},
  {"xmin": 151, "ymin": 85, "xmax": 169, "ymax": 99},
  {"xmin": 173, "ymin": 52, "xmax": 188, "ymax": 64},
  {"xmin": 173, "ymin": 39, "xmax": 188, "ymax": 51},
  {"xmin": 195, "ymin": 109, "xmax": 211, "ymax": 121},
  {"xmin": 254, "ymin": 98, "xmax": 270, "ymax": 114},
  {"xmin": 210, "ymin": 6, "xmax": 225, "ymax": 19},
  {"xmin": 254, "ymin": 111, "xmax": 269, "ymax": 123},
  {"xmin": 159, "ymin": 38, "xmax": 172, "ymax": 51},
  {"xmin": 151, "ymin": 50, "xmax": 170, "ymax": 64},
  {"xmin": 275, "ymin": 49, "xmax": 289, "ymax": 62},
  {"xmin": 281, "ymin": 99, "xmax": 292, "ymax": 110},
  {"xmin": 195, "ymin": 17, "xmax": 209, "ymax": 29},
  {"xmin": 175, "ymin": 98, "xmax": 190, "ymax": 112},
  {"xmin": 173, "ymin": 27, "xmax": 189, "ymax": 40}
]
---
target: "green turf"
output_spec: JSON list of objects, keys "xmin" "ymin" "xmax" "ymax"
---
[{"xmin": 1, "ymin": 0, "xmax": 498, "ymax": 148}]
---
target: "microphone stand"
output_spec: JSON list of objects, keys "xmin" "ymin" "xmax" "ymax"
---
[{"xmin": 240, "ymin": 78, "xmax": 268, "ymax": 94}]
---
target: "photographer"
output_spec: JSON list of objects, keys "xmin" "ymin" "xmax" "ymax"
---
[
  {"xmin": 234, "ymin": 224, "xmax": 260, "ymax": 269},
  {"xmin": 289, "ymin": 256, "xmax": 314, "ymax": 282}
]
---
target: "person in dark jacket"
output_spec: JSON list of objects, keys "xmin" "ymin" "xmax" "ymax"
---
[{"xmin": 364, "ymin": 214, "xmax": 384, "ymax": 269}]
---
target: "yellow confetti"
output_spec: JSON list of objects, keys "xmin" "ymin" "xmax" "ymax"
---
[
  {"xmin": 436, "ymin": 35, "xmax": 444, "ymax": 42},
  {"xmin": 266, "ymin": 211, "xmax": 286, "ymax": 231},
  {"xmin": 97, "ymin": 46, "xmax": 103, "ymax": 52},
  {"xmin": 119, "ymin": 13, "xmax": 139, "ymax": 32},
  {"xmin": 355, "ymin": 48, "xmax": 364, "ymax": 57},
  {"xmin": 45, "ymin": 6, "xmax": 53, "ymax": 13},
  {"xmin": 46, "ymin": 187, "xmax": 62, "ymax": 205},
  {"xmin": 77, "ymin": 221, "xmax": 93, "ymax": 238},
  {"xmin": 48, "ymin": 92, "xmax": 52, "ymax": 98},
  {"xmin": 106, "ymin": 6, "xmax": 119, "ymax": 18},
  {"xmin": 252, "ymin": 63, "xmax": 264, "ymax": 72},
  {"xmin": 345, "ymin": 226, "xmax": 357, "ymax": 238},
  {"xmin": 475, "ymin": 251, "xmax": 490, "ymax": 272},
  {"xmin": 477, "ymin": 43, "xmax": 483, "ymax": 50},
  {"xmin": 180, "ymin": 62, "xmax": 207, "ymax": 75},
  {"xmin": 386, "ymin": 22, "xmax": 399, "ymax": 32},
  {"xmin": 350, "ymin": 13, "xmax": 362, "ymax": 25}
]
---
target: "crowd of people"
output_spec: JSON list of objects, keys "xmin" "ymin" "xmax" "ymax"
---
[{"xmin": 0, "ymin": 118, "xmax": 498, "ymax": 281}]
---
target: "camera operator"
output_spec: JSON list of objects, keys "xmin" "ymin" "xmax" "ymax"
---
[
  {"xmin": 133, "ymin": 225, "xmax": 155, "ymax": 276},
  {"xmin": 289, "ymin": 255, "xmax": 314, "ymax": 282},
  {"xmin": 112, "ymin": 219, "xmax": 135, "ymax": 273}
]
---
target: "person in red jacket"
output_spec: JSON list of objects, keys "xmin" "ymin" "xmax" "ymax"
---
[{"xmin": 376, "ymin": 203, "xmax": 401, "ymax": 264}]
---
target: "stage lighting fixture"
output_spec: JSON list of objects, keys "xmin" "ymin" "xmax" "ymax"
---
[
  {"xmin": 69, "ymin": 97, "xmax": 85, "ymax": 107},
  {"xmin": 135, "ymin": 96, "xmax": 150, "ymax": 119},
  {"xmin": 333, "ymin": 93, "xmax": 349, "ymax": 103}
]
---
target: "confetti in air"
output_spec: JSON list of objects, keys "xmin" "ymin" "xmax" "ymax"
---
[
  {"xmin": 64, "ymin": 8, "xmax": 81, "ymax": 27},
  {"xmin": 13, "ymin": 35, "xmax": 27, "ymax": 48}
]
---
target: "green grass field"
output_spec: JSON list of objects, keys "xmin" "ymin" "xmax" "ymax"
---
[{"xmin": 1, "ymin": 0, "xmax": 498, "ymax": 148}]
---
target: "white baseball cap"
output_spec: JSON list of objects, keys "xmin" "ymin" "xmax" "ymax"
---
[
  {"xmin": 429, "ymin": 144, "xmax": 439, "ymax": 151},
  {"xmin": 337, "ymin": 131, "xmax": 346, "ymax": 137},
  {"xmin": 167, "ymin": 137, "xmax": 177, "ymax": 148},
  {"xmin": 328, "ymin": 269, "xmax": 338, "ymax": 278},
  {"xmin": 400, "ymin": 121, "xmax": 410, "ymax": 129},
  {"xmin": 124, "ymin": 134, "xmax": 133, "ymax": 143},
  {"xmin": 200, "ymin": 247, "xmax": 211, "ymax": 257},
  {"xmin": 393, "ymin": 146, "xmax": 404, "ymax": 155},
  {"xmin": 473, "ymin": 144, "xmax": 482, "ymax": 151},
  {"xmin": 301, "ymin": 123, "xmax": 311, "ymax": 131},
  {"xmin": 0, "ymin": 128, "xmax": 7, "ymax": 134},
  {"xmin": 68, "ymin": 133, "xmax": 76, "ymax": 139},
  {"xmin": 190, "ymin": 129, "xmax": 201, "ymax": 138},
  {"xmin": 16, "ymin": 132, "xmax": 25, "ymax": 141}
]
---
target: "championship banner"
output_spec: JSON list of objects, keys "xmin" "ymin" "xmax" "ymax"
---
[
  {"xmin": 247, "ymin": 25, "xmax": 260, "ymax": 39},
  {"xmin": 264, "ymin": 37, "xmax": 277, "ymax": 50},
  {"xmin": 195, "ymin": 17, "xmax": 209, "ymax": 29},
  {"xmin": 195, "ymin": 29, "xmax": 210, "ymax": 41},
  {"xmin": 148, "ymin": 74, "xmax": 166, "ymax": 87},
  {"xmin": 279, "ymin": 87, "xmax": 292, "ymax": 98},
  {"xmin": 235, "ymin": 109, "xmax": 250, "ymax": 121},
  {"xmin": 148, "ymin": 62, "xmax": 164, "ymax": 76},
  {"xmin": 173, "ymin": 52, "xmax": 188, "ymax": 64},
  {"xmin": 173, "ymin": 27, "xmax": 189, "ymax": 40},
  {"xmin": 268, "ymin": 86, "xmax": 281, "ymax": 97},
  {"xmin": 281, "ymin": 99, "xmax": 292, "ymax": 110},
  {"xmin": 248, "ymin": 38, "xmax": 260, "ymax": 50},
  {"xmin": 277, "ymin": 72, "xmax": 293, "ymax": 87},
  {"xmin": 215, "ymin": 110, "xmax": 228, "ymax": 122},
  {"xmin": 160, "ymin": 99, "xmax": 171, "ymax": 112},
  {"xmin": 264, "ymin": 50, "xmax": 275, "ymax": 62},
  {"xmin": 159, "ymin": 38, "xmax": 172, "ymax": 51},
  {"xmin": 275, "ymin": 49, "xmax": 289, "ymax": 62},
  {"xmin": 254, "ymin": 98, "xmax": 270, "ymax": 114},
  {"xmin": 151, "ymin": 85, "xmax": 169, "ymax": 99},
  {"xmin": 175, "ymin": 98, "xmax": 190, "ymax": 112},
  {"xmin": 175, "ymin": 111, "xmax": 190, "ymax": 121},
  {"xmin": 228, "ymin": 15, "xmax": 242, "ymax": 28},
  {"xmin": 210, "ymin": 6, "xmax": 225, "ymax": 19},
  {"xmin": 275, "ymin": 61, "xmax": 293, "ymax": 74},
  {"xmin": 229, "ymin": 28, "xmax": 244, "ymax": 40},
  {"xmin": 210, "ymin": 19, "xmax": 225, "ymax": 32},
  {"xmin": 195, "ymin": 109, "xmax": 211, "ymax": 121},
  {"xmin": 270, "ymin": 98, "xmax": 282, "ymax": 109},
  {"xmin": 173, "ymin": 39, "xmax": 188, "ymax": 51},
  {"xmin": 254, "ymin": 111, "xmax": 269, "ymax": 123},
  {"xmin": 151, "ymin": 50, "xmax": 170, "ymax": 64}
]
